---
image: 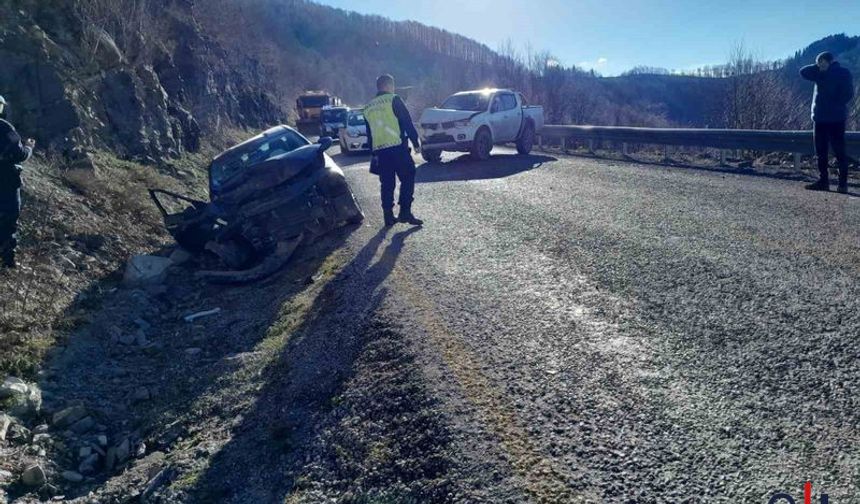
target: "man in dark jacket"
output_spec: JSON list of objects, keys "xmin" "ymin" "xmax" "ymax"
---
[
  {"xmin": 364, "ymin": 74, "xmax": 423, "ymax": 227},
  {"xmin": 800, "ymin": 52, "xmax": 855, "ymax": 193},
  {"xmin": 0, "ymin": 95, "xmax": 36, "ymax": 268}
]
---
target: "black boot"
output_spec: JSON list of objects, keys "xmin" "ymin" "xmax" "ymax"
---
[
  {"xmin": 837, "ymin": 171, "xmax": 849, "ymax": 194},
  {"xmin": 398, "ymin": 210, "xmax": 424, "ymax": 226},
  {"xmin": 804, "ymin": 179, "xmax": 830, "ymax": 192},
  {"xmin": 383, "ymin": 209, "xmax": 397, "ymax": 227}
]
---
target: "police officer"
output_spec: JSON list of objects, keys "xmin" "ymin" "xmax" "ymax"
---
[
  {"xmin": 364, "ymin": 74, "xmax": 423, "ymax": 227},
  {"xmin": 0, "ymin": 95, "xmax": 36, "ymax": 268}
]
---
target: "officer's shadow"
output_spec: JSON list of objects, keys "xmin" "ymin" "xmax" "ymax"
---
[{"xmin": 364, "ymin": 225, "xmax": 421, "ymax": 281}]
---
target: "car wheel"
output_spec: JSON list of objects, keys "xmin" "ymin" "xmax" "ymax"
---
[
  {"xmin": 516, "ymin": 122, "xmax": 535, "ymax": 155},
  {"xmin": 471, "ymin": 128, "xmax": 492, "ymax": 161},
  {"xmin": 422, "ymin": 149, "xmax": 442, "ymax": 163}
]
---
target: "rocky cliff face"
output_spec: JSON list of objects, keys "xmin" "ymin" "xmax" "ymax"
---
[{"xmin": 0, "ymin": 0, "xmax": 284, "ymax": 165}]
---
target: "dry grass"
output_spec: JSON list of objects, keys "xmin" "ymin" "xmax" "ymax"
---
[{"xmin": 0, "ymin": 150, "xmax": 212, "ymax": 379}]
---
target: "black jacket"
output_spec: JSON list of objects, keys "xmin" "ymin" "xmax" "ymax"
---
[
  {"xmin": 0, "ymin": 119, "xmax": 32, "ymax": 195},
  {"xmin": 800, "ymin": 61, "xmax": 855, "ymax": 123},
  {"xmin": 366, "ymin": 92, "xmax": 420, "ymax": 153}
]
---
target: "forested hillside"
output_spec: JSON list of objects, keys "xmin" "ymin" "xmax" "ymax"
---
[{"xmin": 1, "ymin": 0, "xmax": 858, "ymax": 164}]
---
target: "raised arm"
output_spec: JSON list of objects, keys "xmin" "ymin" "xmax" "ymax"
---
[{"xmin": 800, "ymin": 64, "xmax": 821, "ymax": 82}]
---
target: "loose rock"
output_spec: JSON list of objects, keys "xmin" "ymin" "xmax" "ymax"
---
[
  {"xmin": 0, "ymin": 377, "xmax": 42, "ymax": 417},
  {"xmin": 79, "ymin": 453, "xmax": 100, "ymax": 475},
  {"xmin": 21, "ymin": 464, "xmax": 46, "ymax": 486},
  {"xmin": 70, "ymin": 416, "xmax": 96, "ymax": 434},
  {"xmin": 61, "ymin": 470, "xmax": 84, "ymax": 483},
  {"xmin": 0, "ymin": 414, "xmax": 11, "ymax": 441},
  {"xmin": 53, "ymin": 406, "xmax": 88, "ymax": 428},
  {"xmin": 123, "ymin": 255, "xmax": 172, "ymax": 286}
]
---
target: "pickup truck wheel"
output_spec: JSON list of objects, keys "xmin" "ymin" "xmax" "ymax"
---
[
  {"xmin": 422, "ymin": 149, "xmax": 442, "ymax": 163},
  {"xmin": 471, "ymin": 128, "xmax": 492, "ymax": 161},
  {"xmin": 516, "ymin": 122, "xmax": 535, "ymax": 155}
]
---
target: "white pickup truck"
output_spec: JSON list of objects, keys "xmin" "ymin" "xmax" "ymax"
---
[{"xmin": 418, "ymin": 89, "xmax": 544, "ymax": 162}]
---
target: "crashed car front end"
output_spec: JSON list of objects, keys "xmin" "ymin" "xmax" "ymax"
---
[{"xmin": 150, "ymin": 127, "xmax": 363, "ymax": 283}]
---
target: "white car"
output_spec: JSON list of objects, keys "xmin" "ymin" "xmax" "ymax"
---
[
  {"xmin": 418, "ymin": 89, "xmax": 544, "ymax": 163},
  {"xmin": 338, "ymin": 110, "xmax": 370, "ymax": 154}
]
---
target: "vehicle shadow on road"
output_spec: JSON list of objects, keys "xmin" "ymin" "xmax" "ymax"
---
[
  {"xmin": 183, "ymin": 225, "xmax": 423, "ymax": 502},
  {"xmin": 416, "ymin": 152, "xmax": 557, "ymax": 183}
]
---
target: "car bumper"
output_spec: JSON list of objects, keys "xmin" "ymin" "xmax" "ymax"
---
[
  {"xmin": 421, "ymin": 141, "xmax": 474, "ymax": 152},
  {"xmin": 421, "ymin": 126, "xmax": 475, "ymax": 151},
  {"xmin": 342, "ymin": 136, "xmax": 369, "ymax": 151}
]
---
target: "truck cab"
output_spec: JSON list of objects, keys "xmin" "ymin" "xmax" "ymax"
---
[{"xmin": 418, "ymin": 89, "xmax": 544, "ymax": 162}]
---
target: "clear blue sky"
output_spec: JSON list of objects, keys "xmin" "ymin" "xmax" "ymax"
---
[{"xmin": 315, "ymin": 0, "xmax": 859, "ymax": 76}]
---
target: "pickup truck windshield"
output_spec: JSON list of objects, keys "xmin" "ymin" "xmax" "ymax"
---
[
  {"xmin": 322, "ymin": 109, "xmax": 347, "ymax": 122},
  {"xmin": 440, "ymin": 92, "xmax": 491, "ymax": 112},
  {"xmin": 210, "ymin": 130, "xmax": 309, "ymax": 188},
  {"xmin": 299, "ymin": 96, "xmax": 329, "ymax": 108},
  {"xmin": 348, "ymin": 112, "xmax": 366, "ymax": 126}
]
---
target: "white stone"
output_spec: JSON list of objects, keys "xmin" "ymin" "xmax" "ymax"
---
[{"xmin": 123, "ymin": 255, "xmax": 172, "ymax": 286}]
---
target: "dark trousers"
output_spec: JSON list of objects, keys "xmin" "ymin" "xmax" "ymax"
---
[
  {"xmin": 377, "ymin": 145, "xmax": 416, "ymax": 213},
  {"xmin": 814, "ymin": 121, "xmax": 849, "ymax": 185},
  {"xmin": 0, "ymin": 190, "xmax": 21, "ymax": 267}
]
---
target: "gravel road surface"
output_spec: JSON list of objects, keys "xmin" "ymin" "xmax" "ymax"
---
[{"xmin": 266, "ymin": 146, "xmax": 860, "ymax": 503}]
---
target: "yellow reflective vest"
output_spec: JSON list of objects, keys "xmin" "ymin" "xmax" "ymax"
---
[{"xmin": 364, "ymin": 93, "xmax": 402, "ymax": 151}]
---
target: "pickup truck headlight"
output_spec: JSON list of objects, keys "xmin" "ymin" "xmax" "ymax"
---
[{"xmin": 454, "ymin": 119, "xmax": 471, "ymax": 128}]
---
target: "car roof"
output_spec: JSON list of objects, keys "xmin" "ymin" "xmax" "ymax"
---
[{"xmin": 451, "ymin": 88, "xmax": 513, "ymax": 96}]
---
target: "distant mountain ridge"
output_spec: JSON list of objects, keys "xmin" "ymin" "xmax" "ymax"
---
[{"xmin": 1, "ymin": 0, "xmax": 857, "ymax": 162}]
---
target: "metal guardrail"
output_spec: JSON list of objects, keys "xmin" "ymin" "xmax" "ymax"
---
[{"xmin": 537, "ymin": 125, "xmax": 860, "ymax": 167}]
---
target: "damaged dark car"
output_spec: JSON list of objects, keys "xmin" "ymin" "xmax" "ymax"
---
[{"xmin": 150, "ymin": 126, "xmax": 363, "ymax": 283}]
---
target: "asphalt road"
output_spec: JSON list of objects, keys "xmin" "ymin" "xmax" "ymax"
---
[{"xmin": 194, "ymin": 142, "xmax": 854, "ymax": 504}]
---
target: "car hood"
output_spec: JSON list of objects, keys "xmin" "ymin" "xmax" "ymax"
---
[
  {"xmin": 211, "ymin": 143, "xmax": 326, "ymax": 206},
  {"xmin": 419, "ymin": 108, "xmax": 480, "ymax": 124}
]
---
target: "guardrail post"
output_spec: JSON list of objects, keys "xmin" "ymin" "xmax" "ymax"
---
[
  {"xmin": 622, "ymin": 143, "xmax": 629, "ymax": 157},
  {"xmin": 537, "ymin": 135, "xmax": 543, "ymax": 150},
  {"xmin": 663, "ymin": 145, "xmax": 671, "ymax": 163},
  {"xmin": 720, "ymin": 150, "xmax": 727, "ymax": 166},
  {"xmin": 561, "ymin": 137, "xmax": 567, "ymax": 152},
  {"xmin": 588, "ymin": 139, "xmax": 594, "ymax": 154},
  {"xmin": 794, "ymin": 152, "xmax": 802, "ymax": 170}
]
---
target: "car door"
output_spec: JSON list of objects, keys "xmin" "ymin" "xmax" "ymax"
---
[
  {"xmin": 488, "ymin": 94, "xmax": 509, "ymax": 142},
  {"xmin": 497, "ymin": 93, "xmax": 520, "ymax": 142}
]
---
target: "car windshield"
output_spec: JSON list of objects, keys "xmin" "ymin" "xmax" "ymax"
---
[
  {"xmin": 348, "ymin": 112, "xmax": 366, "ymax": 126},
  {"xmin": 210, "ymin": 129, "xmax": 309, "ymax": 187},
  {"xmin": 322, "ymin": 109, "xmax": 347, "ymax": 122},
  {"xmin": 440, "ymin": 92, "xmax": 491, "ymax": 111}
]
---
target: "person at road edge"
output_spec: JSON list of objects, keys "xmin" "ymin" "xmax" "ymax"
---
[
  {"xmin": 364, "ymin": 74, "xmax": 423, "ymax": 226},
  {"xmin": 800, "ymin": 51, "xmax": 855, "ymax": 193},
  {"xmin": 0, "ymin": 95, "xmax": 36, "ymax": 269}
]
